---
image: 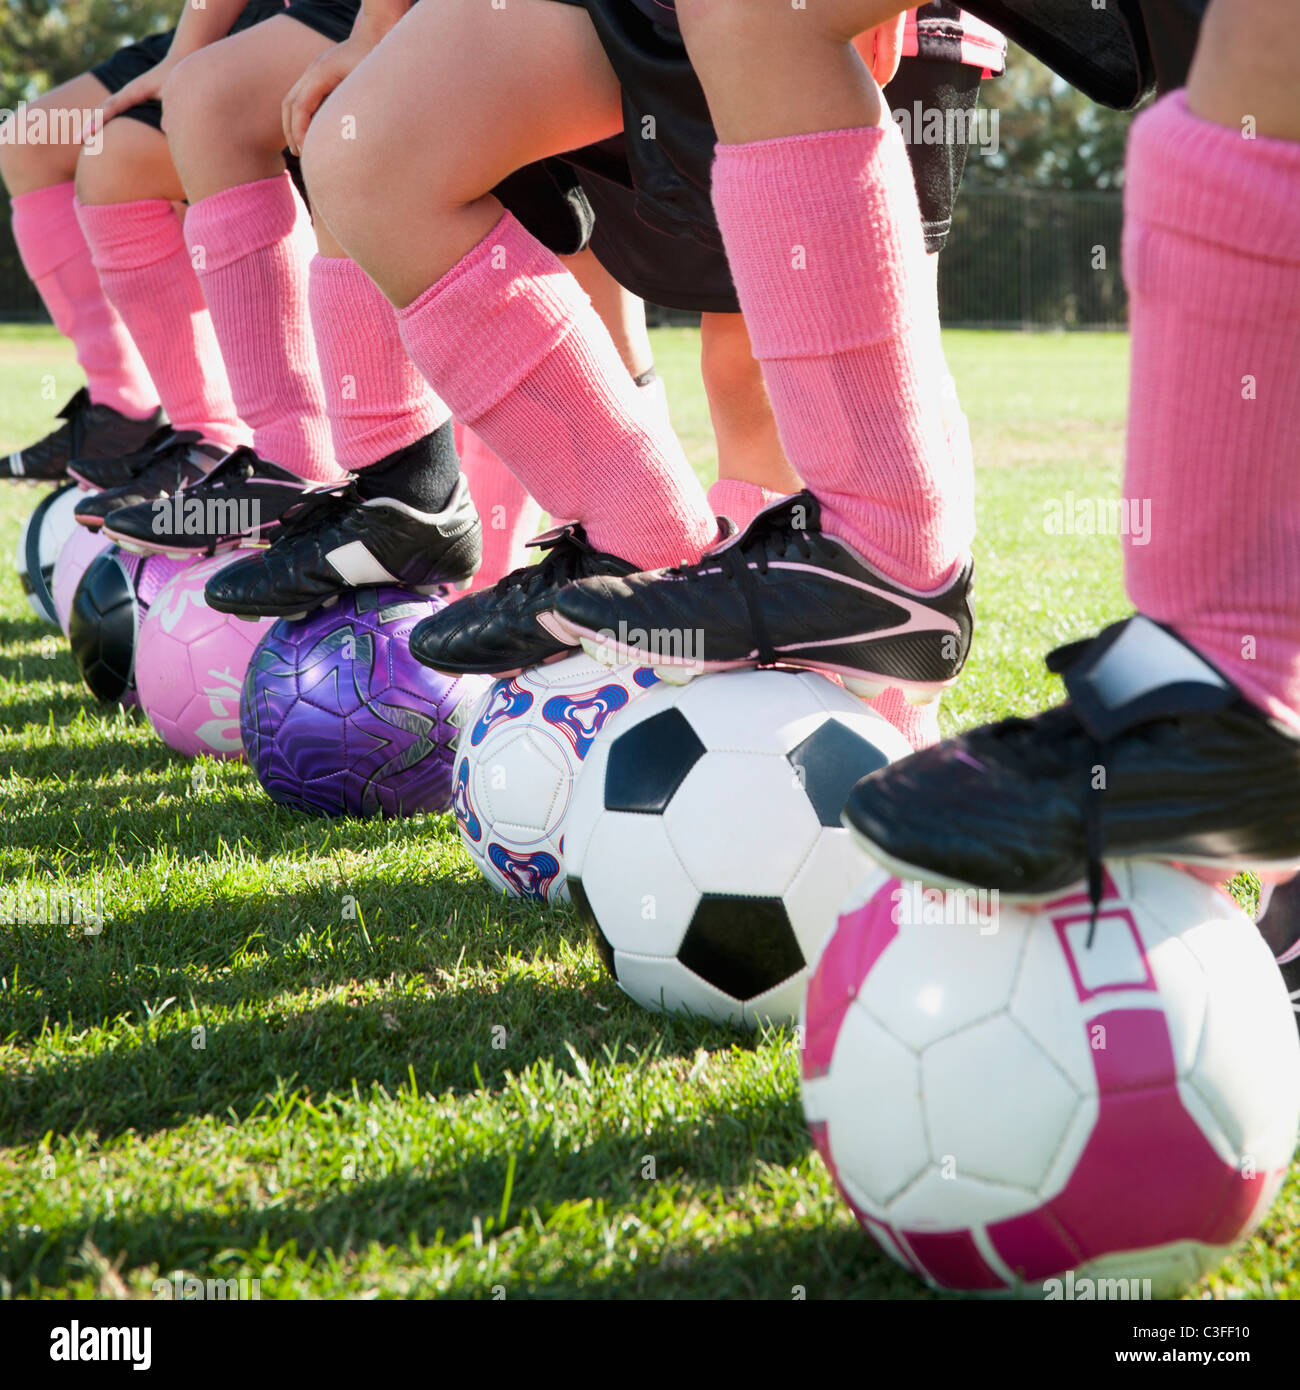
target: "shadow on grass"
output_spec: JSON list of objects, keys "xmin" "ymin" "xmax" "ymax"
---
[
  {"xmin": 0, "ymin": 768, "xmax": 456, "ymax": 859},
  {"xmin": 0, "ymin": 971, "xmax": 746, "ymax": 1148},
  {"xmin": 0, "ymin": 1086, "xmax": 924, "ymax": 1301},
  {"xmin": 0, "ymin": 853, "xmax": 566, "ymax": 1037}
]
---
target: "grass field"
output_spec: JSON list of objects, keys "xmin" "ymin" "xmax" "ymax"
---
[{"xmin": 0, "ymin": 323, "xmax": 1295, "ymax": 1301}]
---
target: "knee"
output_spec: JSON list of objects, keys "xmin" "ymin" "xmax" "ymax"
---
[
  {"xmin": 73, "ymin": 126, "xmax": 141, "ymax": 206},
  {"xmin": 0, "ymin": 102, "xmax": 81, "ymax": 195},
  {"xmin": 298, "ymin": 98, "xmax": 359, "ymax": 237},
  {"xmin": 160, "ymin": 45, "xmax": 251, "ymax": 154}
]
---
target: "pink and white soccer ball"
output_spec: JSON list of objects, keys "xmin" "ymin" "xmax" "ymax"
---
[
  {"xmin": 52, "ymin": 523, "xmax": 112, "ymax": 639},
  {"xmin": 801, "ymin": 861, "xmax": 1300, "ymax": 1296},
  {"xmin": 135, "ymin": 552, "xmax": 274, "ymax": 758}
]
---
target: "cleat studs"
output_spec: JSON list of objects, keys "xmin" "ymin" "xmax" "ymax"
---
[
  {"xmin": 905, "ymin": 690, "xmax": 941, "ymax": 708},
  {"xmin": 578, "ymin": 635, "xmax": 621, "ymax": 668},
  {"xmin": 654, "ymin": 664, "xmax": 700, "ymax": 687},
  {"xmin": 841, "ymin": 676, "xmax": 886, "ymax": 699}
]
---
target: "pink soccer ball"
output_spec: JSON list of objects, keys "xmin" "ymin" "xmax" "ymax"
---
[
  {"xmin": 801, "ymin": 860, "xmax": 1300, "ymax": 1297},
  {"xmin": 135, "ymin": 552, "xmax": 273, "ymax": 758},
  {"xmin": 52, "ymin": 524, "xmax": 112, "ymax": 639}
]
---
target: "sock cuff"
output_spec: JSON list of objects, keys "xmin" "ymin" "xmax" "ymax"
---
[
  {"xmin": 308, "ymin": 252, "xmax": 389, "ymax": 317},
  {"xmin": 707, "ymin": 478, "xmax": 787, "ymax": 530},
  {"xmin": 1126, "ymin": 92, "xmax": 1300, "ymax": 268},
  {"xmin": 184, "ymin": 173, "xmax": 303, "ymax": 272},
  {"xmin": 711, "ymin": 122, "xmax": 926, "ymax": 358},
  {"xmin": 10, "ymin": 182, "xmax": 87, "ymax": 279},
  {"xmin": 74, "ymin": 197, "xmax": 182, "ymax": 271},
  {"xmin": 397, "ymin": 211, "xmax": 578, "ymax": 422}
]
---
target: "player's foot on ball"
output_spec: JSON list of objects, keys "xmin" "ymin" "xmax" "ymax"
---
[
  {"xmin": 66, "ymin": 423, "xmax": 184, "ymax": 492},
  {"xmin": 410, "ymin": 522, "xmax": 636, "ymax": 677},
  {"xmin": 546, "ymin": 490, "xmax": 973, "ymax": 701},
  {"xmin": 204, "ymin": 474, "xmax": 481, "ymax": 621},
  {"xmin": 102, "ymin": 446, "xmax": 309, "ymax": 557},
  {"xmin": 72, "ymin": 430, "xmax": 226, "ymax": 530},
  {"xmin": 1, "ymin": 388, "xmax": 164, "ymax": 484},
  {"xmin": 844, "ymin": 616, "xmax": 1300, "ymax": 904}
]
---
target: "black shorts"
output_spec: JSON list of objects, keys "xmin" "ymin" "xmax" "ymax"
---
[
  {"xmin": 88, "ymin": 0, "xmax": 592, "ymax": 259},
  {"xmin": 957, "ymin": 0, "xmax": 1206, "ymax": 108},
  {"xmin": 553, "ymin": 0, "xmax": 983, "ymax": 311},
  {"xmin": 89, "ymin": 1, "xmax": 291, "ymax": 131}
]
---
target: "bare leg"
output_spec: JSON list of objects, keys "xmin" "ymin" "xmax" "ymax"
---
[
  {"xmin": 302, "ymin": 0, "xmax": 623, "ymax": 305},
  {"xmin": 0, "ymin": 73, "xmax": 110, "ymax": 195},
  {"xmin": 701, "ymin": 312, "xmax": 799, "ymax": 493},
  {"xmin": 163, "ymin": 15, "xmax": 334, "ymax": 201},
  {"xmin": 675, "ymin": 0, "xmax": 904, "ymax": 142},
  {"xmin": 74, "ymin": 114, "xmax": 185, "ymax": 206}
]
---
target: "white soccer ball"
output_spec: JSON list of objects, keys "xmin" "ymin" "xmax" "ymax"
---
[
  {"xmin": 801, "ymin": 860, "xmax": 1300, "ymax": 1296},
  {"xmin": 564, "ymin": 668, "xmax": 913, "ymax": 1027},
  {"xmin": 14, "ymin": 484, "xmax": 81, "ymax": 625},
  {"xmin": 451, "ymin": 653, "xmax": 661, "ymax": 903}
]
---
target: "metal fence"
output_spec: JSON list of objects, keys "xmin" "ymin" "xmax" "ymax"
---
[
  {"xmin": 0, "ymin": 187, "xmax": 1128, "ymax": 329},
  {"xmin": 0, "ymin": 217, "xmax": 44, "ymax": 320},
  {"xmin": 940, "ymin": 187, "xmax": 1127, "ymax": 329}
]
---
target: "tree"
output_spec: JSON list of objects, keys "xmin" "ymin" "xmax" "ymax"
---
[
  {"xmin": 1, "ymin": 1, "xmax": 175, "ymax": 112},
  {"xmin": 963, "ymin": 43, "xmax": 1144, "ymax": 191}
]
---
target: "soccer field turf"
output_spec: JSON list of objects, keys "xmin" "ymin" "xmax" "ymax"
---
[{"xmin": 0, "ymin": 323, "xmax": 1295, "ymax": 1299}]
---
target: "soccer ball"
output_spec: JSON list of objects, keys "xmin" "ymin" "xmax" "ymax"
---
[
  {"xmin": 14, "ymin": 484, "xmax": 80, "ymax": 625},
  {"xmin": 452, "ymin": 654, "xmax": 660, "ymax": 903},
  {"xmin": 240, "ymin": 586, "xmax": 480, "ymax": 818},
  {"xmin": 801, "ymin": 861, "xmax": 1300, "ymax": 1296},
  {"xmin": 564, "ymin": 668, "xmax": 913, "ymax": 1027},
  {"xmin": 135, "ymin": 552, "xmax": 275, "ymax": 758},
  {"xmin": 68, "ymin": 545, "xmax": 191, "ymax": 704},
  {"xmin": 52, "ymin": 523, "xmax": 113, "ymax": 639}
]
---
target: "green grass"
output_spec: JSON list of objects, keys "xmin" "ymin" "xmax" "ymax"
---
[{"xmin": 0, "ymin": 326, "xmax": 1294, "ymax": 1301}]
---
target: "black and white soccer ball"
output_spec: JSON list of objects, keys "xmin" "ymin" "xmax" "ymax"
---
[
  {"xmin": 14, "ymin": 483, "xmax": 80, "ymax": 625},
  {"xmin": 565, "ymin": 668, "xmax": 913, "ymax": 1027}
]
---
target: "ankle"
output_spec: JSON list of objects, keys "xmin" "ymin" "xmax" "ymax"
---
[{"xmin": 353, "ymin": 421, "xmax": 461, "ymax": 513}]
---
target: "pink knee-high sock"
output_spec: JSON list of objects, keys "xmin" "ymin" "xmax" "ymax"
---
[
  {"xmin": 707, "ymin": 478, "xmax": 787, "ymax": 532},
  {"xmin": 871, "ymin": 686, "xmax": 941, "ymax": 752},
  {"xmin": 396, "ymin": 212, "xmax": 715, "ymax": 571},
  {"xmin": 308, "ymin": 254, "xmax": 449, "ymax": 468},
  {"xmin": 1123, "ymin": 94, "xmax": 1300, "ymax": 731},
  {"xmin": 10, "ymin": 183, "xmax": 157, "ymax": 417},
  {"xmin": 184, "ymin": 174, "xmax": 339, "ymax": 482},
  {"xmin": 710, "ymin": 123, "xmax": 969, "ymax": 592},
  {"xmin": 456, "ymin": 421, "xmax": 542, "ymax": 590},
  {"xmin": 75, "ymin": 198, "xmax": 248, "ymax": 451}
]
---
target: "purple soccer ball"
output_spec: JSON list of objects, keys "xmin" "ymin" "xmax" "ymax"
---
[{"xmin": 239, "ymin": 587, "xmax": 480, "ymax": 818}]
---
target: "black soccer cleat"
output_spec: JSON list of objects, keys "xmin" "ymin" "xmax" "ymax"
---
[
  {"xmin": 547, "ymin": 491, "xmax": 973, "ymax": 702},
  {"xmin": 844, "ymin": 616, "xmax": 1300, "ymax": 904},
  {"xmin": 102, "ymin": 446, "xmax": 308, "ymax": 557},
  {"xmin": 2, "ymin": 388, "xmax": 163, "ymax": 484},
  {"xmin": 73, "ymin": 430, "xmax": 225, "ymax": 530},
  {"xmin": 66, "ymin": 423, "xmax": 185, "ymax": 492},
  {"xmin": 410, "ymin": 522, "xmax": 636, "ymax": 677},
  {"xmin": 204, "ymin": 474, "xmax": 482, "ymax": 622},
  {"xmin": 1255, "ymin": 876, "xmax": 1300, "ymax": 1033}
]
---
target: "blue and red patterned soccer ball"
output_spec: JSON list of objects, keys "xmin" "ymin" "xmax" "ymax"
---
[
  {"xmin": 452, "ymin": 653, "xmax": 660, "ymax": 903},
  {"xmin": 239, "ymin": 588, "xmax": 480, "ymax": 818}
]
